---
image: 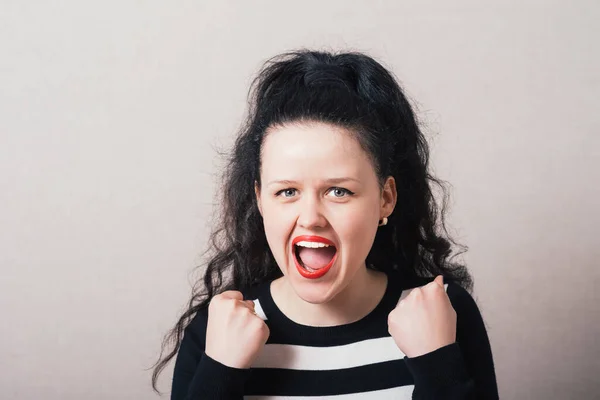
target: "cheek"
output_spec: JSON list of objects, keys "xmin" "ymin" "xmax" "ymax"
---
[
  {"xmin": 335, "ymin": 204, "xmax": 379, "ymax": 255},
  {"xmin": 261, "ymin": 202, "xmax": 295, "ymax": 251}
]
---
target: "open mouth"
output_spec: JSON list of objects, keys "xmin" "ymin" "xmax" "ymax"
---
[{"xmin": 292, "ymin": 236, "xmax": 338, "ymax": 279}]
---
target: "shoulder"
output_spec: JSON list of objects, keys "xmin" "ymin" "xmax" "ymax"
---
[
  {"xmin": 182, "ymin": 304, "xmax": 209, "ymax": 349},
  {"xmin": 444, "ymin": 281, "xmax": 482, "ymax": 322},
  {"xmin": 399, "ymin": 274, "xmax": 481, "ymax": 318},
  {"xmin": 442, "ymin": 281, "xmax": 491, "ymax": 345}
]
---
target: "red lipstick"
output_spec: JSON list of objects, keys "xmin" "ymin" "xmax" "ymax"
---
[{"xmin": 291, "ymin": 235, "xmax": 338, "ymax": 279}]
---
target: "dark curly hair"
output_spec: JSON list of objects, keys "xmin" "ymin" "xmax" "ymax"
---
[{"xmin": 151, "ymin": 49, "xmax": 472, "ymax": 392}]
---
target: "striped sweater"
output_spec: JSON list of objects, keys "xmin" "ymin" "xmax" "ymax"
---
[{"xmin": 171, "ymin": 272, "xmax": 499, "ymax": 399}]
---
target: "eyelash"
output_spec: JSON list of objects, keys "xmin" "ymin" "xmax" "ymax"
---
[{"xmin": 275, "ymin": 187, "xmax": 355, "ymax": 198}]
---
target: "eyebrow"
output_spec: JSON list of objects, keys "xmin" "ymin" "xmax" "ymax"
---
[{"xmin": 266, "ymin": 177, "xmax": 361, "ymax": 187}]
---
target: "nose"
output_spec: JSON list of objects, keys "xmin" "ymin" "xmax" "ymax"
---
[{"xmin": 297, "ymin": 195, "xmax": 327, "ymax": 229}]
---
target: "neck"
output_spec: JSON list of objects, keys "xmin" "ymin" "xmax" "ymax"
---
[{"xmin": 271, "ymin": 267, "xmax": 388, "ymax": 327}]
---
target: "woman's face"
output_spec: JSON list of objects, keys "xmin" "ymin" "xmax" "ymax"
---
[{"xmin": 256, "ymin": 121, "xmax": 396, "ymax": 304}]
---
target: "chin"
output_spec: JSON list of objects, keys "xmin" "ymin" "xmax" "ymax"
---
[
  {"xmin": 287, "ymin": 266, "xmax": 341, "ymax": 304},
  {"xmin": 292, "ymin": 283, "xmax": 336, "ymax": 304},
  {"xmin": 278, "ymin": 249, "xmax": 346, "ymax": 304}
]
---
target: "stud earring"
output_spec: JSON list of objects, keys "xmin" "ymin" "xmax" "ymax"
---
[{"xmin": 378, "ymin": 217, "xmax": 388, "ymax": 227}]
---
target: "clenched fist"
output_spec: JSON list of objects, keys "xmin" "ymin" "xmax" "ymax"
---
[
  {"xmin": 205, "ymin": 290, "xmax": 270, "ymax": 369},
  {"xmin": 387, "ymin": 275, "xmax": 456, "ymax": 358}
]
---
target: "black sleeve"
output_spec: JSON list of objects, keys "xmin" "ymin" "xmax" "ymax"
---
[
  {"xmin": 170, "ymin": 307, "xmax": 251, "ymax": 400},
  {"xmin": 403, "ymin": 282, "xmax": 499, "ymax": 399}
]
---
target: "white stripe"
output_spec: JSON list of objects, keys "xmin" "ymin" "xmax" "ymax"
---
[
  {"xmin": 244, "ymin": 385, "xmax": 414, "ymax": 400},
  {"xmin": 252, "ymin": 336, "xmax": 406, "ymax": 370}
]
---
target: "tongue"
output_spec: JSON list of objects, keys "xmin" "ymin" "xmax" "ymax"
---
[{"xmin": 298, "ymin": 247, "xmax": 336, "ymax": 270}]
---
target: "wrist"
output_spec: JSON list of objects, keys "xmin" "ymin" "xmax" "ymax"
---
[
  {"xmin": 404, "ymin": 342, "xmax": 469, "ymax": 388},
  {"xmin": 405, "ymin": 339, "xmax": 456, "ymax": 358},
  {"xmin": 205, "ymin": 348, "xmax": 249, "ymax": 369},
  {"xmin": 186, "ymin": 353, "xmax": 251, "ymax": 398}
]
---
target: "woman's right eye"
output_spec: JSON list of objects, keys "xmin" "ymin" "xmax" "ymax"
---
[{"xmin": 276, "ymin": 188, "xmax": 297, "ymax": 198}]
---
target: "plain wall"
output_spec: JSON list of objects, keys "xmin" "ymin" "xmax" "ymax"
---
[{"xmin": 1, "ymin": 1, "xmax": 598, "ymax": 399}]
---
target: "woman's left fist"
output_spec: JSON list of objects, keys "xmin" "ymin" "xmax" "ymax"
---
[{"xmin": 387, "ymin": 275, "xmax": 457, "ymax": 358}]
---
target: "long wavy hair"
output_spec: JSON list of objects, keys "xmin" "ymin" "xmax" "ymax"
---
[{"xmin": 151, "ymin": 49, "xmax": 472, "ymax": 392}]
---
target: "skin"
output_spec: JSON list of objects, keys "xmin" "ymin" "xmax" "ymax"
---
[
  {"xmin": 388, "ymin": 275, "xmax": 457, "ymax": 358},
  {"xmin": 255, "ymin": 121, "xmax": 396, "ymax": 327},
  {"xmin": 205, "ymin": 291, "xmax": 270, "ymax": 369},
  {"xmin": 205, "ymin": 121, "xmax": 456, "ymax": 369}
]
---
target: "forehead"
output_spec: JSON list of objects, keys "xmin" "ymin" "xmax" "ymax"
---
[{"xmin": 260, "ymin": 121, "xmax": 375, "ymax": 181}]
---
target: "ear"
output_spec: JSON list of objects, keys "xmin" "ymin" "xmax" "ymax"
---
[
  {"xmin": 380, "ymin": 176, "xmax": 397, "ymax": 220},
  {"xmin": 254, "ymin": 181, "xmax": 263, "ymax": 217}
]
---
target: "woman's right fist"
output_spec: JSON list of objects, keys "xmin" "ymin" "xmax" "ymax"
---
[{"xmin": 204, "ymin": 290, "xmax": 270, "ymax": 369}]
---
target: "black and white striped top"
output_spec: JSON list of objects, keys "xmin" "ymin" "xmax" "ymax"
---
[{"xmin": 171, "ymin": 272, "xmax": 499, "ymax": 399}]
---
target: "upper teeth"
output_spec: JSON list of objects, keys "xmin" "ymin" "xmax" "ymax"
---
[{"xmin": 295, "ymin": 241, "xmax": 331, "ymax": 248}]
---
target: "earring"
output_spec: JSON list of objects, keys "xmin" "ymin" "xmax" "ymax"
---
[{"xmin": 378, "ymin": 217, "xmax": 388, "ymax": 227}]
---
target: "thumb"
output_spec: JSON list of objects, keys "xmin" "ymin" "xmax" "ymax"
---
[{"xmin": 434, "ymin": 275, "xmax": 444, "ymax": 287}]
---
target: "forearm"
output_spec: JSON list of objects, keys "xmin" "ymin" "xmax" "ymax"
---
[
  {"xmin": 405, "ymin": 343, "xmax": 476, "ymax": 399},
  {"xmin": 177, "ymin": 353, "xmax": 250, "ymax": 400}
]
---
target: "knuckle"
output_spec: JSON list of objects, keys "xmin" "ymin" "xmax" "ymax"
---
[
  {"xmin": 387, "ymin": 319, "xmax": 396, "ymax": 331},
  {"xmin": 260, "ymin": 322, "xmax": 270, "ymax": 335},
  {"xmin": 223, "ymin": 290, "xmax": 243, "ymax": 299},
  {"xmin": 250, "ymin": 317, "xmax": 266, "ymax": 330},
  {"xmin": 209, "ymin": 295, "xmax": 222, "ymax": 309},
  {"xmin": 224, "ymin": 299, "xmax": 237, "ymax": 313},
  {"xmin": 388, "ymin": 310, "xmax": 400, "ymax": 325},
  {"xmin": 232, "ymin": 290, "xmax": 244, "ymax": 299}
]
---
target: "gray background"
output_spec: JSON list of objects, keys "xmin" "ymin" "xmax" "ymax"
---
[{"xmin": 1, "ymin": 1, "xmax": 598, "ymax": 399}]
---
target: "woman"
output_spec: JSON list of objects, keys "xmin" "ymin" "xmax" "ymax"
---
[{"xmin": 152, "ymin": 50, "xmax": 499, "ymax": 399}]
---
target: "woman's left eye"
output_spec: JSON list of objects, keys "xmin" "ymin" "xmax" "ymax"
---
[{"xmin": 327, "ymin": 187, "xmax": 354, "ymax": 198}]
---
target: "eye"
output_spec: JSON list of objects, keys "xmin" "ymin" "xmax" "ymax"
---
[
  {"xmin": 327, "ymin": 187, "xmax": 354, "ymax": 198},
  {"xmin": 275, "ymin": 188, "xmax": 297, "ymax": 198}
]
